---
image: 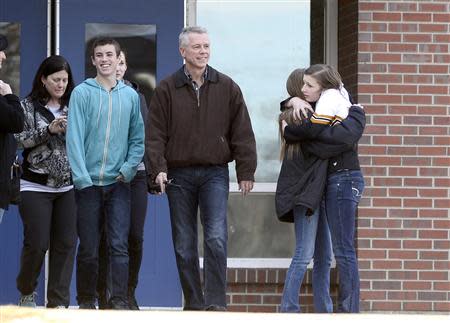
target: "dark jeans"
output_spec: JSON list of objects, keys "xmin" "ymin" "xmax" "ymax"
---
[
  {"xmin": 75, "ymin": 182, "xmax": 131, "ymax": 306},
  {"xmin": 97, "ymin": 171, "xmax": 148, "ymax": 300},
  {"xmin": 17, "ymin": 190, "xmax": 77, "ymax": 307},
  {"xmin": 326, "ymin": 170, "xmax": 364, "ymax": 313},
  {"xmin": 166, "ymin": 166, "xmax": 229, "ymax": 310}
]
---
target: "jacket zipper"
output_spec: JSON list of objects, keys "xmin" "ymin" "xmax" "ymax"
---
[{"xmin": 99, "ymin": 91, "xmax": 113, "ymax": 184}]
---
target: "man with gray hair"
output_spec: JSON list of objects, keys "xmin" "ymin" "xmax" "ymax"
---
[{"xmin": 147, "ymin": 26, "xmax": 257, "ymax": 311}]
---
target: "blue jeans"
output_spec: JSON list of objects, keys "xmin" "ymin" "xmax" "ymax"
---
[
  {"xmin": 75, "ymin": 182, "xmax": 131, "ymax": 306},
  {"xmin": 280, "ymin": 202, "xmax": 333, "ymax": 313},
  {"xmin": 166, "ymin": 165, "xmax": 229, "ymax": 310},
  {"xmin": 326, "ymin": 170, "xmax": 364, "ymax": 313}
]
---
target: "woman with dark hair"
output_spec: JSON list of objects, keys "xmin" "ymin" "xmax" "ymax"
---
[{"xmin": 15, "ymin": 55, "xmax": 77, "ymax": 308}]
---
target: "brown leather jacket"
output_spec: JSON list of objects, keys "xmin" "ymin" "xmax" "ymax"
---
[{"xmin": 147, "ymin": 65, "xmax": 257, "ymax": 182}]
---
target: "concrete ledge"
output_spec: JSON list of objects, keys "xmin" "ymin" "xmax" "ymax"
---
[{"xmin": 1, "ymin": 306, "xmax": 449, "ymax": 323}]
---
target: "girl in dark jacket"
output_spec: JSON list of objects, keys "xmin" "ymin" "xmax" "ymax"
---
[
  {"xmin": 15, "ymin": 55, "xmax": 77, "ymax": 308},
  {"xmin": 281, "ymin": 64, "xmax": 366, "ymax": 313},
  {"xmin": 0, "ymin": 34, "xmax": 24, "ymax": 223}
]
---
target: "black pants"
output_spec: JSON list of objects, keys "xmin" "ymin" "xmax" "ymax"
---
[
  {"xmin": 16, "ymin": 189, "xmax": 77, "ymax": 307},
  {"xmin": 97, "ymin": 170, "xmax": 148, "ymax": 301}
]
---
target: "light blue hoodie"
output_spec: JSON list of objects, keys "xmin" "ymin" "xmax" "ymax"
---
[{"xmin": 66, "ymin": 78, "xmax": 144, "ymax": 190}]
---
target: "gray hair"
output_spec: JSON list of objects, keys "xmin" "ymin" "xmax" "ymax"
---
[{"xmin": 179, "ymin": 26, "xmax": 208, "ymax": 48}]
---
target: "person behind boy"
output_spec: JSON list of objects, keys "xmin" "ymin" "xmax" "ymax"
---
[{"xmin": 66, "ymin": 37, "xmax": 144, "ymax": 310}]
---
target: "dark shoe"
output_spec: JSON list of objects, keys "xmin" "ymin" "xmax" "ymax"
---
[
  {"xmin": 79, "ymin": 303, "xmax": 96, "ymax": 310},
  {"xmin": 18, "ymin": 292, "xmax": 37, "ymax": 307},
  {"xmin": 128, "ymin": 294, "xmax": 139, "ymax": 310},
  {"xmin": 109, "ymin": 298, "xmax": 128, "ymax": 310},
  {"xmin": 98, "ymin": 294, "xmax": 110, "ymax": 310},
  {"xmin": 205, "ymin": 305, "xmax": 227, "ymax": 311}
]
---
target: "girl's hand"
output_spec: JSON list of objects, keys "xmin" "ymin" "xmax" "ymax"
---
[{"xmin": 287, "ymin": 97, "xmax": 313, "ymax": 120}]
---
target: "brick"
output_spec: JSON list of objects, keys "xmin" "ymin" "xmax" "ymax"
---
[
  {"xmin": 404, "ymin": 198, "xmax": 433, "ymax": 208},
  {"xmin": 419, "ymin": 24, "xmax": 448, "ymax": 33},
  {"xmin": 403, "ymin": 54, "xmax": 433, "ymax": 63},
  {"xmin": 433, "ymin": 13, "xmax": 450, "ymax": 23},
  {"xmin": 360, "ymin": 3, "xmax": 386, "ymax": 11},
  {"xmin": 372, "ymin": 73, "xmax": 402, "ymax": 83},
  {"xmin": 246, "ymin": 284, "xmax": 277, "ymax": 294},
  {"xmin": 418, "ymin": 291, "xmax": 447, "ymax": 301},
  {"xmin": 420, "ymin": 167, "xmax": 448, "ymax": 177},
  {"xmin": 372, "ymin": 301, "xmax": 402, "ymax": 311},
  {"xmin": 433, "ymin": 220, "xmax": 450, "ymax": 229},
  {"xmin": 373, "ymin": 12, "xmax": 401, "ymax": 21},
  {"xmin": 403, "ymin": 33, "xmax": 432, "ymax": 42},
  {"xmin": 388, "ymin": 43, "xmax": 417, "ymax": 52},
  {"xmin": 420, "ymin": 251, "xmax": 448, "ymax": 260},
  {"xmin": 373, "ymin": 280, "xmax": 402, "ymax": 290},
  {"xmin": 388, "ymin": 84, "xmax": 418, "ymax": 93},
  {"xmin": 389, "ymin": 208, "xmax": 418, "ymax": 218},
  {"xmin": 388, "ymin": 167, "xmax": 417, "ymax": 176},
  {"xmin": 247, "ymin": 305, "xmax": 277, "ymax": 313},
  {"xmin": 389, "ymin": 250, "xmax": 418, "ymax": 259},
  {"xmin": 358, "ymin": 228, "xmax": 387, "ymax": 239},
  {"xmin": 405, "ymin": 261, "xmax": 434, "ymax": 270},
  {"xmin": 401, "ymin": 157, "xmax": 431, "ymax": 166},
  {"xmin": 373, "ymin": 177, "xmax": 402, "ymax": 186},
  {"xmin": 420, "ymin": 270, "xmax": 448, "ymax": 281},
  {"xmin": 434, "ymin": 282, "xmax": 450, "ymax": 291},
  {"xmin": 434, "ymin": 199, "xmax": 450, "ymax": 208},
  {"xmin": 404, "ymin": 74, "xmax": 433, "ymax": 84},
  {"xmin": 388, "ymin": 126, "xmax": 417, "ymax": 135},
  {"xmin": 228, "ymin": 284, "xmax": 247, "ymax": 293},
  {"xmin": 388, "ymin": 291, "xmax": 417, "ymax": 300},
  {"xmin": 434, "ymin": 302, "xmax": 450, "ymax": 312},
  {"xmin": 403, "ymin": 13, "xmax": 431, "ymax": 22},
  {"xmin": 420, "ymin": 126, "xmax": 448, "ymax": 136},
  {"xmin": 388, "ymin": 229, "xmax": 417, "ymax": 239},
  {"xmin": 419, "ymin": 229, "xmax": 448, "ymax": 240},
  {"xmin": 434, "ymin": 34, "xmax": 450, "ymax": 43},
  {"xmin": 419, "ymin": 209, "xmax": 448, "ymax": 218},
  {"xmin": 373, "ymin": 136, "xmax": 402, "ymax": 146},
  {"xmin": 360, "ymin": 42, "xmax": 387, "ymax": 52},
  {"xmin": 388, "ymin": 23, "xmax": 418, "ymax": 33},
  {"xmin": 388, "ymin": 271, "xmax": 418, "ymax": 280},
  {"xmin": 403, "ymin": 281, "xmax": 432, "ymax": 289},
  {"xmin": 419, "ymin": 64, "xmax": 448, "ymax": 74},
  {"xmin": 358, "ymin": 249, "xmax": 387, "ymax": 259},
  {"xmin": 433, "ymin": 54, "xmax": 450, "ymax": 64},
  {"xmin": 403, "ymin": 240, "xmax": 432, "ymax": 249},
  {"xmin": 434, "ymin": 261, "xmax": 449, "ymax": 270},
  {"xmin": 433, "ymin": 240, "xmax": 450, "ymax": 249},
  {"xmin": 388, "ymin": 2, "xmax": 417, "ymax": 12},
  {"xmin": 232, "ymin": 294, "xmax": 262, "ymax": 304},
  {"xmin": 420, "ymin": 3, "xmax": 447, "ymax": 12},
  {"xmin": 373, "ymin": 239, "xmax": 401, "ymax": 249},
  {"xmin": 360, "ymin": 290, "xmax": 386, "ymax": 300},
  {"xmin": 404, "ymin": 178, "xmax": 433, "ymax": 187},
  {"xmin": 373, "ymin": 33, "xmax": 401, "ymax": 42},
  {"xmin": 404, "ymin": 302, "xmax": 433, "ymax": 311},
  {"xmin": 373, "ymin": 156, "xmax": 401, "ymax": 165},
  {"xmin": 419, "ymin": 188, "xmax": 448, "ymax": 197},
  {"xmin": 373, "ymin": 219, "xmax": 402, "ymax": 228},
  {"xmin": 434, "ymin": 96, "xmax": 450, "ymax": 105},
  {"xmin": 227, "ymin": 305, "xmax": 247, "ymax": 312},
  {"xmin": 418, "ymin": 85, "xmax": 448, "ymax": 95},
  {"xmin": 373, "ymin": 198, "xmax": 402, "ymax": 207}
]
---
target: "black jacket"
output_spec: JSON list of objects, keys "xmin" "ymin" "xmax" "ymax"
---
[
  {"xmin": 0, "ymin": 93, "xmax": 24, "ymax": 209},
  {"xmin": 275, "ymin": 106, "xmax": 365, "ymax": 222}
]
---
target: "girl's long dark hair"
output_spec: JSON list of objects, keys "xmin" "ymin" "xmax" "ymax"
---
[{"xmin": 28, "ymin": 55, "xmax": 75, "ymax": 108}]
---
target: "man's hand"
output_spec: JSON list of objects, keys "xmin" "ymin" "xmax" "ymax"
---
[
  {"xmin": 155, "ymin": 172, "xmax": 168, "ymax": 194},
  {"xmin": 239, "ymin": 180, "xmax": 254, "ymax": 196},
  {"xmin": 0, "ymin": 80, "xmax": 12, "ymax": 96},
  {"xmin": 287, "ymin": 97, "xmax": 313, "ymax": 120}
]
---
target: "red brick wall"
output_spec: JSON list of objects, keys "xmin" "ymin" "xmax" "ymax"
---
[
  {"xmin": 357, "ymin": 0, "xmax": 450, "ymax": 312},
  {"xmin": 226, "ymin": 268, "xmax": 338, "ymax": 313}
]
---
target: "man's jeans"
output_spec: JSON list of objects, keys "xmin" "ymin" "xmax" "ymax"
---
[
  {"xmin": 326, "ymin": 170, "xmax": 364, "ymax": 313},
  {"xmin": 75, "ymin": 182, "xmax": 131, "ymax": 306},
  {"xmin": 280, "ymin": 201, "xmax": 333, "ymax": 313},
  {"xmin": 166, "ymin": 165, "xmax": 229, "ymax": 310}
]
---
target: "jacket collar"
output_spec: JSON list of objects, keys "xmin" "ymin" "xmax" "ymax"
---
[{"xmin": 174, "ymin": 65, "xmax": 219, "ymax": 88}]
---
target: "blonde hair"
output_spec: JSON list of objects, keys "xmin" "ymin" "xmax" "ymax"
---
[{"xmin": 279, "ymin": 68, "xmax": 306, "ymax": 160}]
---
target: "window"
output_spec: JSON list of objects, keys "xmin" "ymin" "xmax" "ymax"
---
[{"xmin": 187, "ymin": 0, "xmax": 312, "ymax": 265}]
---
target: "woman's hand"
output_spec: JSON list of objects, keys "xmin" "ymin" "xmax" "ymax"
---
[
  {"xmin": 48, "ymin": 117, "xmax": 67, "ymax": 135},
  {"xmin": 287, "ymin": 97, "xmax": 314, "ymax": 120}
]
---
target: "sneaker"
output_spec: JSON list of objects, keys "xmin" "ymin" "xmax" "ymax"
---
[
  {"xmin": 18, "ymin": 293, "xmax": 37, "ymax": 307},
  {"xmin": 79, "ymin": 303, "xmax": 96, "ymax": 310}
]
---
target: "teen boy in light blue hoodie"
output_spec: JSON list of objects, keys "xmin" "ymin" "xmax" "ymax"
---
[{"xmin": 66, "ymin": 37, "xmax": 144, "ymax": 310}]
